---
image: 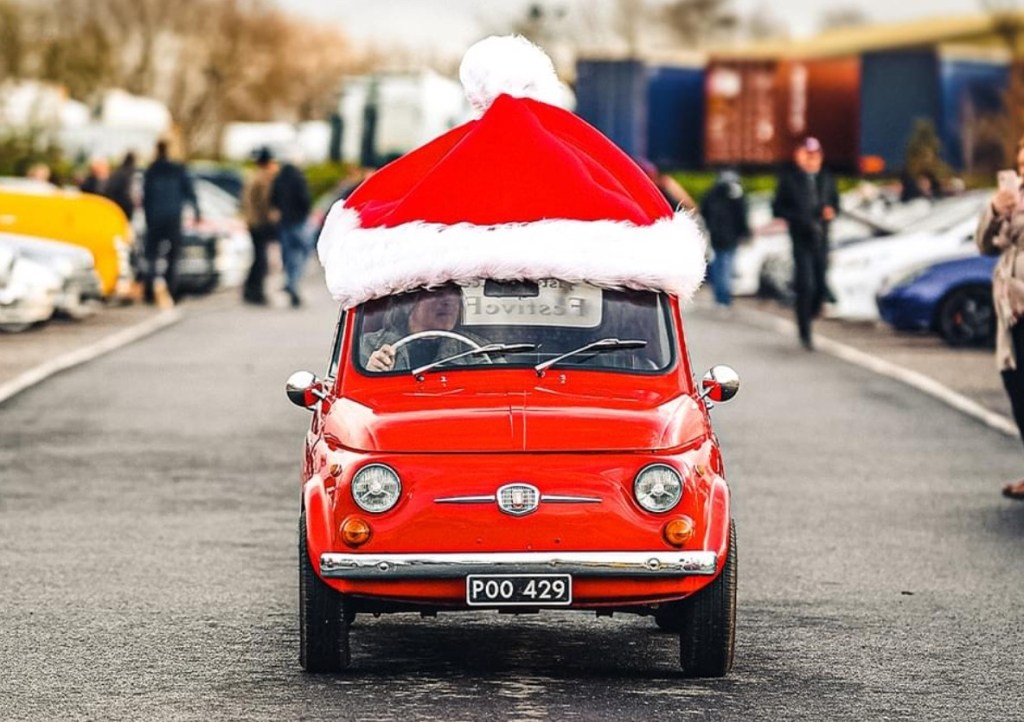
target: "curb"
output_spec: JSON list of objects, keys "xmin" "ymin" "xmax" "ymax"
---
[
  {"xmin": 730, "ymin": 305, "xmax": 1019, "ymax": 439},
  {"xmin": 0, "ymin": 308, "xmax": 183, "ymax": 406}
]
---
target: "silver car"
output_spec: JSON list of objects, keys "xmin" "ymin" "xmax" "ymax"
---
[{"xmin": 0, "ymin": 232, "xmax": 103, "ymax": 319}]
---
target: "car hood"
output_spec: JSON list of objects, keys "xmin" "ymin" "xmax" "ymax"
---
[{"xmin": 325, "ymin": 385, "xmax": 707, "ymax": 453}]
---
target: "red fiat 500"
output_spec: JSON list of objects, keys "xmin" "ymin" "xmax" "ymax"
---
[{"xmin": 287, "ymin": 278, "xmax": 739, "ymax": 676}]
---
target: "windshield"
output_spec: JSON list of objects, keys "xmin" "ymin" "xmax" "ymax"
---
[{"xmin": 354, "ymin": 280, "xmax": 674, "ymax": 375}]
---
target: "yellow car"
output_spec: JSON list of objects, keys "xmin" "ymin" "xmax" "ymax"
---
[{"xmin": 0, "ymin": 185, "xmax": 133, "ymax": 297}]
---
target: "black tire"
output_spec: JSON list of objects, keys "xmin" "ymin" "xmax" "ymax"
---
[
  {"xmin": 937, "ymin": 286, "xmax": 995, "ymax": 348},
  {"xmin": 653, "ymin": 604, "xmax": 684, "ymax": 632},
  {"xmin": 678, "ymin": 519, "xmax": 737, "ymax": 678},
  {"xmin": 299, "ymin": 511, "xmax": 350, "ymax": 672}
]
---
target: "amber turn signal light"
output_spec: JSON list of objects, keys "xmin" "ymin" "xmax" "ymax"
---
[
  {"xmin": 341, "ymin": 517, "xmax": 372, "ymax": 547},
  {"xmin": 663, "ymin": 517, "xmax": 695, "ymax": 547}
]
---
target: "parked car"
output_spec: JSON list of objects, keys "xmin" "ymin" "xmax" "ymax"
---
[
  {"xmin": 0, "ymin": 243, "xmax": 61, "ymax": 333},
  {"xmin": 749, "ymin": 214, "xmax": 889, "ymax": 301},
  {"xmin": 286, "ymin": 279, "xmax": 740, "ymax": 676},
  {"xmin": 191, "ymin": 164, "xmax": 244, "ymax": 201},
  {"xmin": 877, "ymin": 253, "xmax": 997, "ymax": 347},
  {"xmin": 0, "ymin": 233, "xmax": 103, "ymax": 319},
  {"xmin": 826, "ymin": 192, "xmax": 989, "ymax": 321},
  {"xmin": 0, "ymin": 185, "xmax": 133, "ymax": 297}
]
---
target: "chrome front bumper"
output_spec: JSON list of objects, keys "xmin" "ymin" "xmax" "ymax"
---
[{"xmin": 319, "ymin": 551, "xmax": 718, "ymax": 580}]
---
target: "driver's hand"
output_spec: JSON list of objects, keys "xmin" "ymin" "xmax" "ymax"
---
[{"xmin": 367, "ymin": 344, "xmax": 396, "ymax": 372}]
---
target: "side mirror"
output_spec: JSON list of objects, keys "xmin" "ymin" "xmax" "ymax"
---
[
  {"xmin": 286, "ymin": 370, "xmax": 326, "ymax": 409},
  {"xmin": 700, "ymin": 365, "xmax": 740, "ymax": 404}
]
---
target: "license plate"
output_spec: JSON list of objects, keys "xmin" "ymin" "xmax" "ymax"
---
[{"xmin": 466, "ymin": 574, "xmax": 572, "ymax": 606}]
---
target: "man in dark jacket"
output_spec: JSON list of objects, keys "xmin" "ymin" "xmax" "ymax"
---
[
  {"xmin": 270, "ymin": 154, "xmax": 312, "ymax": 307},
  {"xmin": 105, "ymin": 151, "xmax": 137, "ymax": 221},
  {"xmin": 772, "ymin": 137, "xmax": 839, "ymax": 350},
  {"xmin": 142, "ymin": 140, "xmax": 201, "ymax": 306},
  {"xmin": 700, "ymin": 169, "xmax": 750, "ymax": 308}
]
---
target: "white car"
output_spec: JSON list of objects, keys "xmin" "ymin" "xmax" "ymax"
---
[
  {"xmin": 0, "ymin": 244, "xmax": 61, "ymax": 332},
  {"xmin": 0, "ymin": 233, "xmax": 103, "ymax": 319},
  {"xmin": 826, "ymin": 193, "xmax": 989, "ymax": 321},
  {"xmin": 732, "ymin": 187, "xmax": 914, "ymax": 299}
]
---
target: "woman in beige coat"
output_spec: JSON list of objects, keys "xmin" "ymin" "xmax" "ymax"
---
[{"xmin": 976, "ymin": 140, "xmax": 1024, "ymax": 499}]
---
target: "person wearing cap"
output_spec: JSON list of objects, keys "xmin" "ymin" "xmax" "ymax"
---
[
  {"xmin": 700, "ymin": 168, "xmax": 750, "ymax": 309},
  {"xmin": 242, "ymin": 147, "xmax": 278, "ymax": 305},
  {"xmin": 270, "ymin": 149, "xmax": 313, "ymax": 308},
  {"xmin": 771, "ymin": 136, "xmax": 839, "ymax": 350}
]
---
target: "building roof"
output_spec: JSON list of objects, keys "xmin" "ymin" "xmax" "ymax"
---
[{"xmin": 710, "ymin": 12, "xmax": 1024, "ymax": 60}]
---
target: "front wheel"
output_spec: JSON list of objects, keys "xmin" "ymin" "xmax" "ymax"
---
[
  {"xmin": 937, "ymin": 286, "xmax": 994, "ymax": 348},
  {"xmin": 299, "ymin": 511, "xmax": 350, "ymax": 672},
  {"xmin": 678, "ymin": 519, "xmax": 737, "ymax": 677}
]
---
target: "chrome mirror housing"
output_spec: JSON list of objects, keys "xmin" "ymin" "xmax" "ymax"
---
[
  {"xmin": 286, "ymin": 370, "xmax": 324, "ymax": 409},
  {"xmin": 700, "ymin": 365, "xmax": 740, "ymax": 404}
]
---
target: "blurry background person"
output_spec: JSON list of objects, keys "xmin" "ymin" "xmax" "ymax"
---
[
  {"xmin": 104, "ymin": 151, "xmax": 137, "ymax": 221},
  {"xmin": 80, "ymin": 156, "xmax": 110, "ymax": 195},
  {"xmin": 142, "ymin": 140, "xmax": 200, "ymax": 308},
  {"xmin": 772, "ymin": 136, "xmax": 838, "ymax": 350},
  {"xmin": 976, "ymin": 140, "xmax": 1024, "ymax": 500},
  {"xmin": 700, "ymin": 168, "xmax": 750, "ymax": 309},
  {"xmin": 241, "ymin": 148, "xmax": 278, "ymax": 306},
  {"xmin": 270, "ymin": 150, "xmax": 312, "ymax": 308},
  {"xmin": 636, "ymin": 157, "xmax": 696, "ymax": 212},
  {"xmin": 26, "ymin": 162, "xmax": 52, "ymax": 184}
]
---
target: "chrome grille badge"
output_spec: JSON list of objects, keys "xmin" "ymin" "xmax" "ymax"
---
[{"xmin": 497, "ymin": 483, "xmax": 540, "ymax": 516}]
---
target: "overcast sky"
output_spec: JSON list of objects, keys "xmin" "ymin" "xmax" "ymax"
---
[{"xmin": 273, "ymin": 0, "xmax": 984, "ymax": 53}]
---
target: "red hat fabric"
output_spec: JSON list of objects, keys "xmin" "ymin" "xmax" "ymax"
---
[{"xmin": 318, "ymin": 36, "xmax": 706, "ymax": 309}]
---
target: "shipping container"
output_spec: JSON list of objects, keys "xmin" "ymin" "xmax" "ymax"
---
[
  {"xmin": 575, "ymin": 59, "xmax": 649, "ymax": 159},
  {"xmin": 646, "ymin": 64, "xmax": 705, "ymax": 169},
  {"xmin": 937, "ymin": 53, "xmax": 1009, "ymax": 173},
  {"xmin": 860, "ymin": 48, "xmax": 1009, "ymax": 173},
  {"xmin": 704, "ymin": 57, "xmax": 860, "ymax": 170}
]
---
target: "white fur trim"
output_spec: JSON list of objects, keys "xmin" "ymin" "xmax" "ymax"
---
[
  {"xmin": 459, "ymin": 35, "xmax": 564, "ymax": 116},
  {"xmin": 318, "ymin": 205, "xmax": 707, "ymax": 309}
]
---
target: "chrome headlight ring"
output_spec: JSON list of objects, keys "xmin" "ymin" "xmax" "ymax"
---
[
  {"xmin": 351, "ymin": 463, "xmax": 402, "ymax": 513},
  {"xmin": 633, "ymin": 463, "xmax": 684, "ymax": 513}
]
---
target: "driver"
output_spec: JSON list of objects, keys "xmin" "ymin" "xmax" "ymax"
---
[{"xmin": 361, "ymin": 286, "xmax": 485, "ymax": 372}]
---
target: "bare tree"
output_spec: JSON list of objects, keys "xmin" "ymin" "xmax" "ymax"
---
[
  {"xmin": 660, "ymin": 0, "xmax": 739, "ymax": 47},
  {"xmin": 0, "ymin": 0, "xmax": 25, "ymax": 79},
  {"xmin": 819, "ymin": 7, "xmax": 869, "ymax": 31},
  {"xmin": 983, "ymin": 1, "xmax": 1024, "ymax": 164},
  {"xmin": 744, "ymin": 4, "xmax": 788, "ymax": 41}
]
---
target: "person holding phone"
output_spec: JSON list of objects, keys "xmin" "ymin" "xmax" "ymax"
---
[{"xmin": 976, "ymin": 139, "xmax": 1024, "ymax": 499}]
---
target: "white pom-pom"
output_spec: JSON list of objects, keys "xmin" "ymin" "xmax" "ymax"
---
[{"xmin": 459, "ymin": 35, "xmax": 564, "ymax": 116}]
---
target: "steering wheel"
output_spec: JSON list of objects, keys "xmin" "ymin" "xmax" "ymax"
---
[
  {"xmin": 389, "ymin": 330, "xmax": 492, "ymax": 366},
  {"xmin": 390, "ymin": 330, "xmax": 482, "ymax": 352}
]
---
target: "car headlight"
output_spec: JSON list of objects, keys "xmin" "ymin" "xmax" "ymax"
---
[
  {"xmin": 878, "ymin": 265, "xmax": 930, "ymax": 297},
  {"xmin": 633, "ymin": 463, "xmax": 683, "ymax": 513},
  {"xmin": 351, "ymin": 464, "xmax": 402, "ymax": 513}
]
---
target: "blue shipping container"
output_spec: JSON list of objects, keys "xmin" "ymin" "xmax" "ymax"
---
[
  {"xmin": 937, "ymin": 57, "xmax": 1009, "ymax": 171},
  {"xmin": 860, "ymin": 50, "xmax": 1009, "ymax": 172},
  {"xmin": 575, "ymin": 59, "xmax": 648, "ymax": 159},
  {"xmin": 646, "ymin": 65, "xmax": 705, "ymax": 170},
  {"xmin": 860, "ymin": 50, "xmax": 940, "ymax": 172}
]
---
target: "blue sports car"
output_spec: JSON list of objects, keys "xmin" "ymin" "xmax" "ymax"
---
[{"xmin": 876, "ymin": 254, "xmax": 997, "ymax": 347}]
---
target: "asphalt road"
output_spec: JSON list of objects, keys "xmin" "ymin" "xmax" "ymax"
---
[{"xmin": 1, "ymin": 279, "xmax": 1023, "ymax": 721}]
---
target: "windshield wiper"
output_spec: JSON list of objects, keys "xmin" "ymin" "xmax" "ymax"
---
[
  {"xmin": 534, "ymin": 338, "xmax": 647, "ymax": 376},
  {"xmin": 412, "ymin": 343, "xmax": 538, "ymax": 378}
]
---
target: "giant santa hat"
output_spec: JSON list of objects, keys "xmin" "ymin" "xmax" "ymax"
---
[{"xmin": 318, "ymin": 35, "xmax": 706, "ymax": 310}]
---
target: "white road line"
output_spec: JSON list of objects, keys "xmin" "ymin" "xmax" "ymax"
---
[
  {"xmin": 0, "ymin": 309, "xmax": 183, "ymax": 405},
  {"xmin": 733, "ymin": 306, "xmax": 1019, "ymax": 439}
]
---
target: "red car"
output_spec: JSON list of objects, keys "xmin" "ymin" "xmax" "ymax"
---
[{"xmin": 287, "ymin": 278, "xmax": 740, "ymax": 677}]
